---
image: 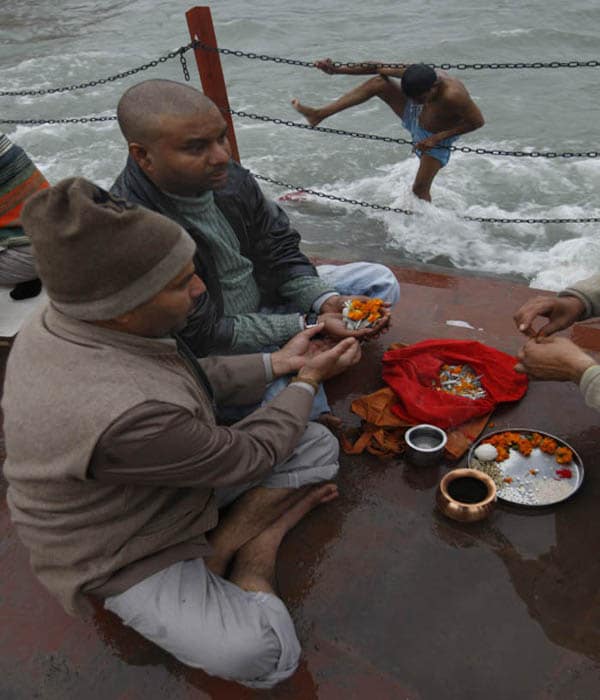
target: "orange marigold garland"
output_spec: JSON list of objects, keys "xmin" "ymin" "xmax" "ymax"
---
[{"xmin": 482, "ymin": 432, "xmax": 573, "ymax": 464}]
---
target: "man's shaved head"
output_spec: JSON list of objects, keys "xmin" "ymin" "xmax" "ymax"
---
[{"xmin": 117, "ymin": 79, "xmax": 216, "ymax": 144}]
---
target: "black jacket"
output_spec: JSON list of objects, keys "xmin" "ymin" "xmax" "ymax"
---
[{"xmin": 111, "ymin": 158, "xmax": 319, "ymax": 356}]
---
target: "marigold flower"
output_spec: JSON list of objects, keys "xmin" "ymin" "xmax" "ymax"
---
[
  {"xmin": 496, "ymin": 446, "xmax": 510, "ymax": 462},
  {"xmin": 555, "ymin": 447, "xmax": 573, "ymax": 464},
  {"xmin": 530, "ymin": 433, "xmax": 543, "ymax": 447},
  {"xmin": 517, "ymin": 438, "xmax": 533, "ymax": 456},
  {"xmin": 540, "ymin": 437, "xmax": 558, "ymax": 454}
]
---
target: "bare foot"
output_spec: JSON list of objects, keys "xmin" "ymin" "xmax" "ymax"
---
[
  {"xmin": 291, "ymin": 98, "xmax": 323, "ymax": 127},
  {"xmin": 230, "ymin": 483, "xmax": 339, "ymax": 592},
  {"xmin": 316, "ymin": 412, "xmax": 344, "ymax": 433},
  {"xmin": 265, "ymin": 483, "xmax": 339, "ymax": 538},
  {"xmin": 205, "ymin": 486, "xmax": 306, "ymax": 576}
]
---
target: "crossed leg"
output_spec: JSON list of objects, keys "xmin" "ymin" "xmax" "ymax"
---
[
  {"xmin": 230, "ymin": 484, "xmax": 339, "ymax": 593},
  {"xmin": 206, "ymin": 483, "xmax": 339, "ymax": 592}
]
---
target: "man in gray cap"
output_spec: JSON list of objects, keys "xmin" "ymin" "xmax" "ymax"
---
[{"xmin": 2, "ymin": 178, "xmax": 361, "ymax": 688}]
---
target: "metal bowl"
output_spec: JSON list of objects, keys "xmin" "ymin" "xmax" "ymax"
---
[{"xmin": 405, "ymin": 424, "xmax": 448, "ymax": 467}]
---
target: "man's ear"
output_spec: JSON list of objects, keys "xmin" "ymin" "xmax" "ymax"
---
[{"xmin": 129, "ymin": 142, "xmax": 152, "ymax": 173}]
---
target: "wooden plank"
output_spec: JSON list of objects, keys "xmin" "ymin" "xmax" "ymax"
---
[{"xmin": 185, "ymin": 6, "xmax": 241, "ymax": 163}]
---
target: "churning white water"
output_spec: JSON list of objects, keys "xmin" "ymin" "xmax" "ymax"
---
[{"xmin": 1, "ymin": 0, "xmax": 599, "ymax": 289}]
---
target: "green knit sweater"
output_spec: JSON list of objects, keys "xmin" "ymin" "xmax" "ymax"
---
[{"xmin": 166, "ymin": 191, "xmax": 334, "ymax": 351}]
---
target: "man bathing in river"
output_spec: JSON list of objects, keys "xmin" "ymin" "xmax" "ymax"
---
[{"xmin": 292, "ymin": 60, "xmax": 484, "ymax": 202}]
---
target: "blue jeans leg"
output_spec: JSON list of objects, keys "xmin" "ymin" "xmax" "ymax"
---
[{"xmin": 316, "ymin": 261, "xmax": 400, "ymax": 305}]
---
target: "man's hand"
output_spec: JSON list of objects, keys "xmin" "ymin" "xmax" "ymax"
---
[
  {"xmin": 297, "ymin": 337, "xmax": 362, "ymax": 384},
  {"xmin": 415, "ymin": 134, "xmax": 443, "ymax": 151},
  {"xmin": 513, "ymin": 295, "xmax": 586, "ymax": 338},
  {"xmin": 515, "ymin": 336, "xmax": 596, "ymax": 382},
  {"xmin": 318, "ymin": 311, "xmax": 390, "ymax": 340},
  {"xmin": 270, "ymin": 324, "xmax": 325, "ymax": 377},
  {"xmin": 314, "ymin": 58, "xmax": 338, "ymax": 74}
]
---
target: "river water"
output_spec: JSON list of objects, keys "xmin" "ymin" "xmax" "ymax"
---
[{"xmin": 1, "ymin": 0, "xmax": 599, "ymax": 290}]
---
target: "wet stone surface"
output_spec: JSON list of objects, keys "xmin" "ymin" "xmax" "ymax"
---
[{"xmin": 2, "ymin": 264, "xmax": 600, "ymax": 699}]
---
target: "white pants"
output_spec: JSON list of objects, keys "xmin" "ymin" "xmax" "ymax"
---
[{"xmin": 105, "ymin": 422, "xmax": 339, "ymax": 688}]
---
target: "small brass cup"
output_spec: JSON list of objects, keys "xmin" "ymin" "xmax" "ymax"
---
[{"xmin": 436, "ymin": 468, "xmax": 496, "ymax": 523}]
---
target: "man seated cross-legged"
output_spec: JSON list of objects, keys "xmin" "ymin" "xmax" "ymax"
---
[
  {"xmin": 2, "ymin": 178, "xmax": 362, "ymax": 688},
  {"xmin": 110, "ymin": 79, "xmax": 399, "ymax": 424}
]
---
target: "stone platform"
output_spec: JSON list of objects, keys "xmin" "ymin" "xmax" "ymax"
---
[{"xmin": 1, "ymin": 263, "xmax": 599, "ymax": 699}]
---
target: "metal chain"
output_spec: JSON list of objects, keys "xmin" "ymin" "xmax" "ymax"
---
[
  {"xmin": 1, "ymin": 108, "xmax": 597, "ymax": 160},
  {"xmin": 2, "ymin": 39, "xmax": 598, "ymax": 98},
  {"xmin": 0, "ymin": 116, "xmax": 117, "ymax": 125},
  {"xmin": 192, "ymin": 42, "xmax": 600, "ymax": 72},
  {"xmin": 254, "ymin": 173, "xmax": 414, "ymax": 215},
  {"xmin": 253, "ymin": 173, "xmax": 600, "ymax": 224},
  {"xmin": 0, "ymin": 44, "xmax": 194, "ymax": 97},
  {"xmin": 231, "ymin": 110, "xmax": 598, "ymax": 159}
]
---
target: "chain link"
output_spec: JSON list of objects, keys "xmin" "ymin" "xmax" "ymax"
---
[
  {"xmin": 0, "ymin": 43, "xmax": 195, "ymax": 97},
  {"xmin": 179, "ymin": 47, "xmax": 191, "ymax": 82},
  {"xmin": 192, "ymin": 42, "xmax": 600, "ymax": 72},
  {"xmin": 253, "ymin": 173, "xmax": 600, "ymax": 224}
]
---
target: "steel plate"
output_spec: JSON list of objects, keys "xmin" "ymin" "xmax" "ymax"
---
[{"xmin": 467, "ymin": 428, "xmax": 584, "ymax": 506}]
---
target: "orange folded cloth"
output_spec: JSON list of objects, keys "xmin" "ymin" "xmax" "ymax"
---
[{"xmin": 340, "ymin": 386, "xmax": 491, "ymax": 461}]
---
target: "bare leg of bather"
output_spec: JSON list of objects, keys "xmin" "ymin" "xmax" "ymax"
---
[{"xmin": 292, "ymin": 75, "xmax": 407, "ymax": 127}]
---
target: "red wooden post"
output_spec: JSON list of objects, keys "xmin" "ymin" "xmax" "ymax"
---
[{"xmin": 186, "ymin": 6, "xmax": 241, "ymax": 163}]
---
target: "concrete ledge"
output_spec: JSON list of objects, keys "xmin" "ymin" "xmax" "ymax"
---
[{"xmin": 1, "ymin": 264, "xmax": 599, "ymax": 699}]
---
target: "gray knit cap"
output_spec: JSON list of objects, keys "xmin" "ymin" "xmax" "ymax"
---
[{"xmin": 21, "ymin": 177, "xmax": 196, "ymax": 321}]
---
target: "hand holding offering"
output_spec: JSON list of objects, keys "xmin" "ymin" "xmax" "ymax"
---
[{"xmin": 342, "ymin": 297, "xmax": 386, "ymax": 330}]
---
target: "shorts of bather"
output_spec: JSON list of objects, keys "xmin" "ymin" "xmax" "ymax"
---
[{"xmin": 401, "ymin": 102, "xmax": 458, "ymax": 167}]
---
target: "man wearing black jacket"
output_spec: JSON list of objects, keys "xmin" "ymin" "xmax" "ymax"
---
[{"xmin": 111, "ymin": 80, "xmax": 399, "ymax": 360}]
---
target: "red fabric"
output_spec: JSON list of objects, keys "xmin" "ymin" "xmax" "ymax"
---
[{"xmin": 382, "ymin": 339, "xmax": 528, "ymax": 429}]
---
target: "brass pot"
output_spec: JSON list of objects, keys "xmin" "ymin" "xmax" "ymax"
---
[{"xmin": 436, "ymin": 468, "xmax": 496, "ymax": 523}]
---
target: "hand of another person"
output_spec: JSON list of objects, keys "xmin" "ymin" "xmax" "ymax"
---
[
  {"xmin": 514, "ymin": 336, "xmax": 596, "ymax": 382},
  {"xmin": 297, "ymin": 337, "xmax": 362, "ymax": 384},
  {"xmin": 513, "ymin": 295, "xmax": 586, "ymax": 338},
  {"xmin": 270, "ymin": 324, "xmax": 325, "ymax": 377},
  {"xmin": 314, "ymin": 57, "xmax": 337, "ymax": 74},
  {"xmin": 305, "ymin": 337, "xmax": 338, "ymax": 357},
  {"xmin": 318, "ymin": 311, "xmax": 390, "ymax": 340}
]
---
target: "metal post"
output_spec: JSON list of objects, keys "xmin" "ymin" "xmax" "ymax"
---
[{"xmin": 186, "ymin": 6, "xmax": 241, "ymax": 163}]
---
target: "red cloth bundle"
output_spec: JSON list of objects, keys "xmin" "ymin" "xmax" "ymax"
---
[{"xmin": 382, "ymin": 339, "xmax": 528, "ymax": 429}]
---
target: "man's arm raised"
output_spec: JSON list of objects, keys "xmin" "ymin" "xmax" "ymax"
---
[{"xmin": 315, "ymin": 57, "xmax": 404, "ymax": 76}]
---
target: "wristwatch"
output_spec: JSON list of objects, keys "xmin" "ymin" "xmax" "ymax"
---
[{"xmin": 304, "ymin": 311, "xmax": 320, "ymax": 329}]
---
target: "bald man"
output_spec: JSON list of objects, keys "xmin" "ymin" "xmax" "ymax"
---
[{"xmin": 110, "ymin": 79, "xmax": 399, "ymax": 361}]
